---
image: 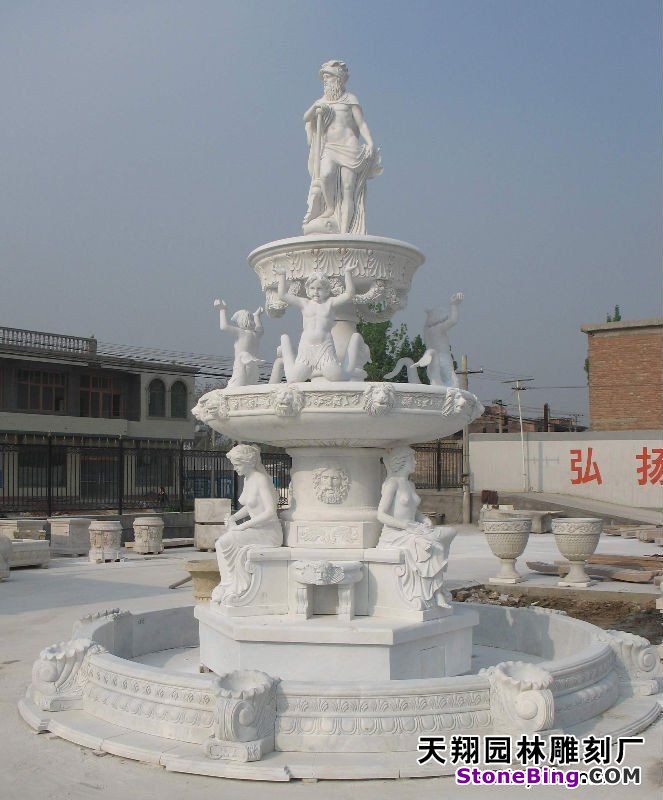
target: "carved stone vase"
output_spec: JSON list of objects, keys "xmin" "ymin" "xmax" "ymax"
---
[
  {"xmin": 483, "ymin": 518, "xmax": 532, "ymax": 584},
  {"xmin": 552, "ymin": 517, "xmax": 602, "ymax": 588},
  {"xmin": 184, "ymin": 559, "xmax": 220, "ymax": 602},
  {"xmin": 133, "ymin": 516, "xmax": 164, "ymax": 555},
  {"xmin": 88, "ymin": 520, "xmax": 122, "ymax": 563}
]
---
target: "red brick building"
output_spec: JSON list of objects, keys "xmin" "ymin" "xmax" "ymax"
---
[{"xmin": 581, "ymin": 317, "xmax": 663, "ymax": 431}]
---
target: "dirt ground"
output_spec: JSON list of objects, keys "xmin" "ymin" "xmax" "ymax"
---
[{"xmin": 453, "ymin": 586, "xmax": 663, "ymax": 645}]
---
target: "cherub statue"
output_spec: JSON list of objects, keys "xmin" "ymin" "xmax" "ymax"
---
[
  {"xmin": 214, "ymin": 299, "xmax": 264, "ymax": 388},
  {"xmin": 273, "ymin": 265, "xmax": 371, "ymax": 382},
  {"xmin": 385, "ymin": 292, "xmax": 463, "ymax": 387}
]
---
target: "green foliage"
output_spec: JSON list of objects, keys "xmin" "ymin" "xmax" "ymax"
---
[
  {"xmin": 606, "ymin": 304, "xmax": 622, "ymax": 322},
  {"xmin": 357, "ymin": 319, "xmax": 428, "ymax": 382}
]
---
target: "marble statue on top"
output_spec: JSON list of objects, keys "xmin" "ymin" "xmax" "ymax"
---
[
  {"xmin": 302, "ymin": 60, "xmax": 382, "ymax": 235},
  {"xmin": 212, "ymin": 445, "xmax": 283, "ymax": 606},
  {"xmin": 214, "ymin": 299, "xmax": 265, "ymax": 388},
  {"xmin": 274, "ymin": 265, "xmax": 371, "ymax": 382},
  {"xmin": 377, "ymin": 446, "xmax": 456, "ymax": 611},
  {"xmin": 385, "ymin": 293, "xmax": 463, "ymax": 387}
]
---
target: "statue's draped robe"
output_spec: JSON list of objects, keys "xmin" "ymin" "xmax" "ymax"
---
[
  {"xmin": 307, "ymin": 94, "xmax": 382, "ymax": 235},
  {"xmin": 378, "ymin": 524, "xmax": 456, "ymax": 609}
]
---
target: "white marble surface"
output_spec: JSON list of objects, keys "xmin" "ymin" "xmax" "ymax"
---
[{"xmin": 2, "ymin": 533, "xmax": 662, "ymax": 797}]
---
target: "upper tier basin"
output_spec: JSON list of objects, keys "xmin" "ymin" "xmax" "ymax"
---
[
  {"xmin": 248, "ymin": 234, "xmax": 425, "ymax": 322},
  {"xmin": 193, "ymin": 382, "xmax": 484, "ymax": 448}
]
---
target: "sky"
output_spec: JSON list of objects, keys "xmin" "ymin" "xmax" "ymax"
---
[{"xmin": 1, "ymin": 0, "xmax": 661, "ymax": 424}]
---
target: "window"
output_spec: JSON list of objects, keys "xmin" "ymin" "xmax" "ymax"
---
[
  {"xmin": 148, "ymin": 379, "xmax": 166, "ymax": 417},
  {"xmin": 18, "ymin": 446, "xmax": 67, "ymax": 488},
  {"xmin": 79, "ymin": 373, "xmax": 122, "ymax": 419},
  {"xmin": 17, "ymin": 369, "xmax": 67, "ymax": 413},
  {"xmin": 170, "ymin": 381, "xmax": 188, "ymax": 418}
]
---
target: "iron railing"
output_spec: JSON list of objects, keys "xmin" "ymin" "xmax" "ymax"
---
[
  {"xmin": 412, "ymin": 441, "xmax": 464, "ymax": 490},
  {"xmin": 0, "ymin": 438, "xmax": 463, "ymax": 514}
]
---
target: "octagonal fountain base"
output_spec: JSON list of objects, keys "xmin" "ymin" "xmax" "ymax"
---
[
  {"xmin": 196, "ymin": 604, "xmax": 478, "ymax": 682},
  {"xmin": 19, "ymin": 603, "xmax": 663, "ymax": 781}
]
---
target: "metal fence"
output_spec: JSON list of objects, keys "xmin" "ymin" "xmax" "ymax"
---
[
  {"xmin": 412, "ymin": 441, "xmax": 464, "ymax": 490},
  {"xmin": 0, "ymin": 438, "xmax": 462, "ymax": 514},
  {"xmin": 0, "ymin": 439, "xmax": 290, "ymax": 515}
]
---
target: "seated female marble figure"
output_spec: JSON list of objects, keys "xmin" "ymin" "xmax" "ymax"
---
[
  {"xmin": 376, "ymin": 446, "xmax": 456, "ymax": 610},
  {"xmin": 212, "ymin": 444, "xmax": 283, "ymax": 605}
]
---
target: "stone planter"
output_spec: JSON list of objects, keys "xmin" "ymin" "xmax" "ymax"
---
[
  {"xmin": 184, "ymin": 559, "xmax": 220, "ymax": 603},
  {"xmin": 552, "ymin": 518, "xmax": 602, "ymax": 588},
  {"xmin": 88, "ymin": 520, "xmax": 123, "ymax": 563},
  {"xmin": 133, "ymin": 516, "xmax": 165, "ymax": 555},
  {"xmin": 483, "ymin": 518, "xmax": 532, "ymax": 584}
]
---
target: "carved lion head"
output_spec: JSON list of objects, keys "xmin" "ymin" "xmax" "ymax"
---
[{"xmin": 362, "ymin": 383, "xmax": 395, "ymax": 416}]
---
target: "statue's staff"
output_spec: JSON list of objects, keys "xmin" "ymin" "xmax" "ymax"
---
[{"xmin": 312, "ymin": 106, "xmax": 324, "ymax": 181}]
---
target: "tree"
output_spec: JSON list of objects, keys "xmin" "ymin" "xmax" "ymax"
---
[
  {"xmin": 606, "ymin": 305, "xmax": 622, "ymax": 322},
  {"xmin": 356, "ymin": 319, "xmax": 427, "ymax": 382}
]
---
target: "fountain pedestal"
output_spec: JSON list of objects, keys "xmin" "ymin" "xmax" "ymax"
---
[{"xmin": 197, "ymin": 603, "xmax": 478, "ymax": 682}]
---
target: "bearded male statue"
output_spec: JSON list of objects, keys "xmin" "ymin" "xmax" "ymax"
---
[{"xmin": 302, "ymin": 60, "xmax": 382, "ymax": 235}]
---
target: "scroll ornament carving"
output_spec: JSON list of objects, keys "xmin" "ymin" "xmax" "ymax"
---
[
  {"xmin": 204, "ymin": 670, "xmax": 278, "ymax": 762},
  {"xmin": 297, "ymin": 525, "xmax": 360, "ymax": 546},
  {"xmin": 598, "ymin": 630, "xmax": 663, "ymax": 696},
  {"xmin": 29, "ymin": 638, "xmax": 105, "ymax": 711},
  {"xmin": 481, "ymin": 661, "xmax": 555, "ymax": 733}
]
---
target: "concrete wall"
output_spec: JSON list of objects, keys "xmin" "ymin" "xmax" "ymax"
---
[
  {"xmin": 470, "ymin": 430, "xmax": 663, "ymax": 510},
  {"xmin": 0, "ymin": 410, "xmax": 194, "ymax": 440}
]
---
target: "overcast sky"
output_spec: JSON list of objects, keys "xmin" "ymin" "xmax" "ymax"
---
[{"xmin": 1, "ymin": 1, "xmax": 661, "ymax": 423}]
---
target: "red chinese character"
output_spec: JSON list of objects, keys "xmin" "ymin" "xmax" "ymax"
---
[
  {"xmin": 570, "ymin": 448, "xmax": 602, "ymax": 485},
  {"xmin": 635, "ymin": 447, "xmax": 663, "ymax": 486}
]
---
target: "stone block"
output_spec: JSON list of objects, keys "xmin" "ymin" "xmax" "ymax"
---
[
  {"xmin": 195, "ymin": 499, "xmax": 232, "ymax": 524},
  {"xmin": 195, "ymin": 523, "xmax": 223, "ymax": 551},
  {"xmin": 10, "ymin": 539, "xmax": 50, "ymax": 568},
  {"xmin": 0, "ymin": 519, "xmax": 48, "ymax": 540},
  {"xmin": 49, "ymin": 517, "xmax": 94, "ymax": 556}
]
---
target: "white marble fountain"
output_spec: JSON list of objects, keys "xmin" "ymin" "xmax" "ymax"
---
[{"xmin": 19, "ymin": 59, "xmax": 662, "ymax": 781}]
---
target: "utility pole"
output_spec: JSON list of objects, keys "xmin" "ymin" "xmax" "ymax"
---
[
  {"xmin": 502, "ymin": 377, "xmax": 534, "ymax": 492},
  {"xmin": 494, "ymin": 399, "xmax": 505, "ymax": 433},
  {"xmin": 457, "ymin": 355, "xmax": 483, "ymax": 524}
]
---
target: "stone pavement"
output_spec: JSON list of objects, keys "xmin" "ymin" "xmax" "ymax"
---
[{"xmin": 1, "ymin": 527, "xmax": 661, "ymax": 799}]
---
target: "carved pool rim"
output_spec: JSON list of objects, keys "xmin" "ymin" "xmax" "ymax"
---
[{"xmin": 18, "ymin": 602, "xmax": 662, "ymax": 781}]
